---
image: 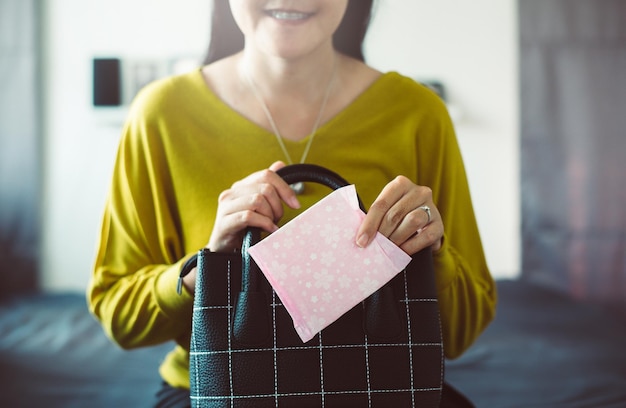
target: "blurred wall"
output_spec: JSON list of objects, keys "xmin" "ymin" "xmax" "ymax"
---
[
  {"xmin": 40, "ymin": 0, "xmax": 520, "ymax": 291},
  {"xmin": 40, "ymin": 0, "xmax": 212, "ymax": 291},
  {"xmin": 366, "ymin": 0, "xmax": 520, "ymax": 280}
]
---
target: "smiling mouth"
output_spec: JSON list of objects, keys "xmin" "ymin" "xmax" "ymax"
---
[{"xmin": 266, "ymin": 10, "xmax": 313, "ymax": 21}]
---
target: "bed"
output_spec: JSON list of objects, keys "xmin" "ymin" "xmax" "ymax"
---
[{"xmin": 1, "ymin": 280, "xmax": 625, "ymax": 407}]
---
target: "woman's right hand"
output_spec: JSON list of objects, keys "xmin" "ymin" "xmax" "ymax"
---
[
  {"xmin": 181, "ymin": 161, "xmax": 299, "ymax": 295},
  {"xmin": 207, "ymin": 160, "xmax": 300, "ymax": 253}
]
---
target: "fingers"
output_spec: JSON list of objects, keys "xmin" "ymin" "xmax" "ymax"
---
[
  {"xmin": 389, "ymin": 207, "xmax": 443, "ymax": 254},
  {"xmin": 208, "ymin": 162, "xmax": 299, "ymax": 252},
  {"xmin": 230, "ymin": 162, "xmax": 300, "ymax": 210},
  {"xmin": 399, "ymin": 222, "xmax": 443, "ymax": 254},
  {"xmin": 356, "ymin": 176, "xmax": 415, "ymax": 246},
  {"xmin": 223, "ymin": 184, "xmax": 278, "ymax": 224},
  {"xmin": 258, "ymin": 161, "xmax": 301, "ymax": 210},
  {"xmin": 269, "ymin": 160, "xmax": 287, "ymax": 172},
  {"xmin": 356, "ymin": 176, "xmax": 443, "ymax": 255}
]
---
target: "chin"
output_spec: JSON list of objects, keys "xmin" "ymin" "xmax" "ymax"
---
[{"xmin": 261, "ymin": 37, "xmax": 331, "ymax": 61}]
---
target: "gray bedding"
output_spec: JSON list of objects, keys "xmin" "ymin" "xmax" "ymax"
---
[{"xmin": 1, "ymin": 280, "xmax": 625, "ymax": 407}]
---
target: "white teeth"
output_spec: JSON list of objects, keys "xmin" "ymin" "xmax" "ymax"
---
[{"xmin": 268, "ymin": 10, "xmax": 309, "ymax": 20}]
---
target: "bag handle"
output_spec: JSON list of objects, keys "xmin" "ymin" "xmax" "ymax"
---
[
  {"xmin": 241, "ymin": 164, "xmax": 364, "ymax": 292},
  {"xmin": 235, "ymin": 164, "xmax": 403, "ymax": 345},
  {"xmin": 176, "ymin": 164, "xmax": 361, "ymax": 296}
]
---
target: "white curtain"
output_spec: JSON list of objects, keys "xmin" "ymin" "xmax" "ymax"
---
[
  {"xmin": 0, "ymin": 0, "xmax": 41, "ymax": 295},
  {"xmin": 520, "ymin": 0, "xmax": 626, "ymax": 315}
]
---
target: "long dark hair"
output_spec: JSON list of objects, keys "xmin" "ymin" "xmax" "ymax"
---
[{"xmin": 203, "ymin": 0, "xmax": 375, "ymax": 64}]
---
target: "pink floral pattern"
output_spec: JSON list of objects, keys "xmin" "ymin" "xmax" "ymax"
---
[{"xmin": 248, "ymin": 185, "xmax": 412, "ymax": 343}]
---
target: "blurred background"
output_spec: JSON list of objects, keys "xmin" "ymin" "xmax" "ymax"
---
[{"xmin": 1, "ymin": 0, "xmax": 624, "ymax": 316}]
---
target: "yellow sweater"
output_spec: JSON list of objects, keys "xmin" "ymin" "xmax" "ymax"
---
[{"xmin": 88, "ymin": 69, "xmax": 496, "ymax": 389}]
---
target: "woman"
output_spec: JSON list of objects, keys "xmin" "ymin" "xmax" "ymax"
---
[{"xmin": 88, "ymin": 0, "xmax": 496, "ymax": 406}]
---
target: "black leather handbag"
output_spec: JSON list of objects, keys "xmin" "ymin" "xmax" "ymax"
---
[{"xmin": 186, "ymin": 164, "xmax": 446, "ymax": 407}]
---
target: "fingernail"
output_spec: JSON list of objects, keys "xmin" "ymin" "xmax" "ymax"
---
[
  {"xmin": 290, "ymin": 197, "xmax": 301, "ymax": 209},
  {"xmin": 356, "ymin": 233, "xmax": 369, "ymax": 248}
]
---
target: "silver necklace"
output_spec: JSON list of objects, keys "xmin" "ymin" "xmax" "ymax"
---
[{"xmin": 244, "ymin": 58, "xmax": 337, "ymax": 195}]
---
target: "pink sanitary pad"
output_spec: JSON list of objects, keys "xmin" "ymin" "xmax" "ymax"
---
[{"xmin": 248, "ymin": 185, "xmax": 412, "ymax": 343}]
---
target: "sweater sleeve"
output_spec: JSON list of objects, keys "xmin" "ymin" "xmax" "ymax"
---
[
  {"xmin": 87, "ymin": 98, "xmax": 194, "ymax": 349},
  {"xmin": 418, "ymin": 103, "xmax": 497, "ymax": 359}
]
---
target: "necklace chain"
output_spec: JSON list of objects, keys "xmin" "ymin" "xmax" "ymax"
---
[{"xmin": 244, "ymin": 57, "xmax": 337, "ymax": 166}]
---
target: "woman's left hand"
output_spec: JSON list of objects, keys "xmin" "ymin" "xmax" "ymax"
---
[{"xmin": 355, "ymin": 176, "xmax": 443, "ymax": 255}]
